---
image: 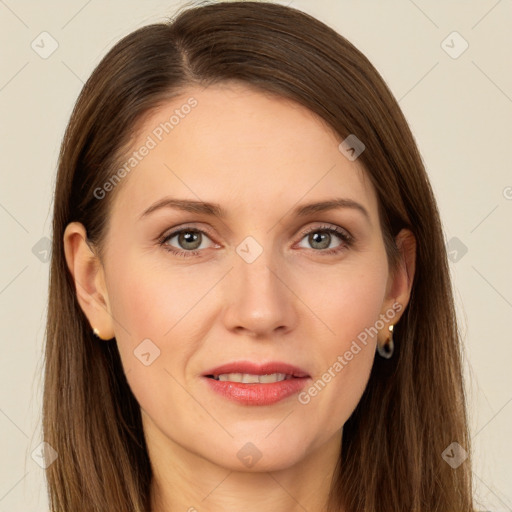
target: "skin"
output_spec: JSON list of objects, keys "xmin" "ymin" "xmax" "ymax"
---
[{"xmin": 64, "ymin": 82, "xmax": 416, "ymax": 512}]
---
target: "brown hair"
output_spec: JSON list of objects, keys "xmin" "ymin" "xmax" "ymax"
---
[{"xmin": 43, "ymin": 1, "xmax": 474, "ymax": 510}]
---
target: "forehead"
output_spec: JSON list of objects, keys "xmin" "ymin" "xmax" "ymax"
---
[{"xmin": 109, "ymin": 82, "xmax": 378, "ymax": 226}]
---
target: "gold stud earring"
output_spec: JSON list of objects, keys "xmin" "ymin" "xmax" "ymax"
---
[
  {"xmin": 377, "ymin": 324, "xmax": 394, "ymax": 359},
  {"xmin": 92, "ymin": 327, "xmax": 101, "ymax": 338}
]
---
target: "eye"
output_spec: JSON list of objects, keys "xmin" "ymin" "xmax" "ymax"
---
[
  {"xmin": 296, "ymin": 224, "xmax": 353, "ymax": 255},
  {"xmin": 159, "ymin": 227, "xmax": 217, "ymax": 258},
  {"xmin": 158, "ymin": 223, "xmax": 354, "ymax": 258}
]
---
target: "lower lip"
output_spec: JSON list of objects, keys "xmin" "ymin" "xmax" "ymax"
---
[{"xmin": 203, "ymin": 376, "xmax": 310, "ymax": 405}]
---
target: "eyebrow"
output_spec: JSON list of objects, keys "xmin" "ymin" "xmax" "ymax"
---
[{"xmin": 139, "ymin": 197, "xmax": 371, "ymax": 223}]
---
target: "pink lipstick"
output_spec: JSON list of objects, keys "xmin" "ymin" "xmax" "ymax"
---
[{"xmin": 202, "ymin": 361, "xmax": 311, "ymax": 406}]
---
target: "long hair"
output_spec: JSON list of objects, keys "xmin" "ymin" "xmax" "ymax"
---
[{"xmin": 43, "ymin": 2, "xmax": 474, "ymax": 510}]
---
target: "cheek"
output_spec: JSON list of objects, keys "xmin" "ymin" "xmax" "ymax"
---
[
  {"xmin": 106, "ymin": 265, "xmax": 193, "ymax": 420},
  {"xmin": 107, "ymin": 252, "xmax": 205, "ymax": 340},
  {"xmin": 302, "ymin": 252, "xmax": 389, "ymax": 344},
  {"xmin": 105, "ymin": 250, "xmax": 219, "ymax": 398},
  {"xmin": 330, "ymin": 269, "xmax": 387, "ymax": 338},
  {"xmin": 299, "ymin": 259, "xmax": 388, "ymax": 425},
  {"xmin": 110, "ymin": 270, "xmax": 165, "ymax": 339}
]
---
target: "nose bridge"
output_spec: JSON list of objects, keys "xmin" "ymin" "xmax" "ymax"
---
[
  {"xmin": 235, "ymin": 234, "xmax": 283, "ymax": 304},
  {"xmin": 222, "ymin": 233, "xmax": 297, "ymax": 335}
]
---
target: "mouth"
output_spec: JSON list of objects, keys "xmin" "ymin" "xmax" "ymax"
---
[
  {"xmin": 202, "ymin": 360, "xmax": 310, "ymax": 382},
  {"xmin": 205, "ymin": 373, "xmax": 299, "ymax": 383},
  {"xmin": 201, "ymin": 361, "xmax": 311, "ymax": 405}
]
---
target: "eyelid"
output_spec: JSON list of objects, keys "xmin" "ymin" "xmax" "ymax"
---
[
  {"xmin": 298, "ymin": 222, "xmax": 352, "ymax": 240},
  {"xmin": 158, "ymin": 223, "xmax": 219, "ymax": 249},
  {"xmin": 159, "ymin": 222, "xmax": 216, "ymax": 239}
]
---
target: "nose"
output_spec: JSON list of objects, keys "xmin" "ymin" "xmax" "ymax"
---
[{"xmin": 221, "ymin": 247, "xmax": 299, "ymax": 338}]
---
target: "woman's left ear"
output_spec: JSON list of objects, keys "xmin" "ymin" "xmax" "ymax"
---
[{"xmin": 383, "ymin": 228, "xmax": 416, "ymax": 319}]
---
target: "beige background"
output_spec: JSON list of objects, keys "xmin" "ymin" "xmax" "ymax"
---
[{"xmin": 1, "ymin": 0, "xmax": 511, "ymax": 510}]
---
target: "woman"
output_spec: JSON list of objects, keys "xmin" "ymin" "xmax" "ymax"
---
[{"xmin": 43, "ymin": 1, "xmax": 474, "ymax": 511}]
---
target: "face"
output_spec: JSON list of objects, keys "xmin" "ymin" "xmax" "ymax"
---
[{"xmin": 81, "ymin": 82, "xmax": 407, "ymax": 472}]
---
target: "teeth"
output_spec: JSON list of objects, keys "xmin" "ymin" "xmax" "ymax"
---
[{"xmin": 215, "ymin": 373, "xmax": 289, "ymax": 383}]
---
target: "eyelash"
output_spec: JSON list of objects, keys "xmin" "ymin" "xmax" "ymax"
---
[{"xmin": 158, "ymin": 224, "xmax": 354, "ymax": 258}]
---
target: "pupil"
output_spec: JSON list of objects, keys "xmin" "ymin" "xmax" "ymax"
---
[
  {"xmin": 180, "ymin": 231, "xmax": 200, "ymax": 250},
  {"xmin": 310, "ymin": 231, "xmax": 329, "ymax": 249}
]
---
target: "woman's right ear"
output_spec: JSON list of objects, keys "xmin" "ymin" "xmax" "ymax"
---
[{"xmin": 63, "ymin": 222, "xmax": 115, "ymax": 339}]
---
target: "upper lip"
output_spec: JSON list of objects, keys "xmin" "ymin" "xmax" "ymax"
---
[{"xmin": 203, "ymin": 361, "xmax": 310, "ymax": 378}]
